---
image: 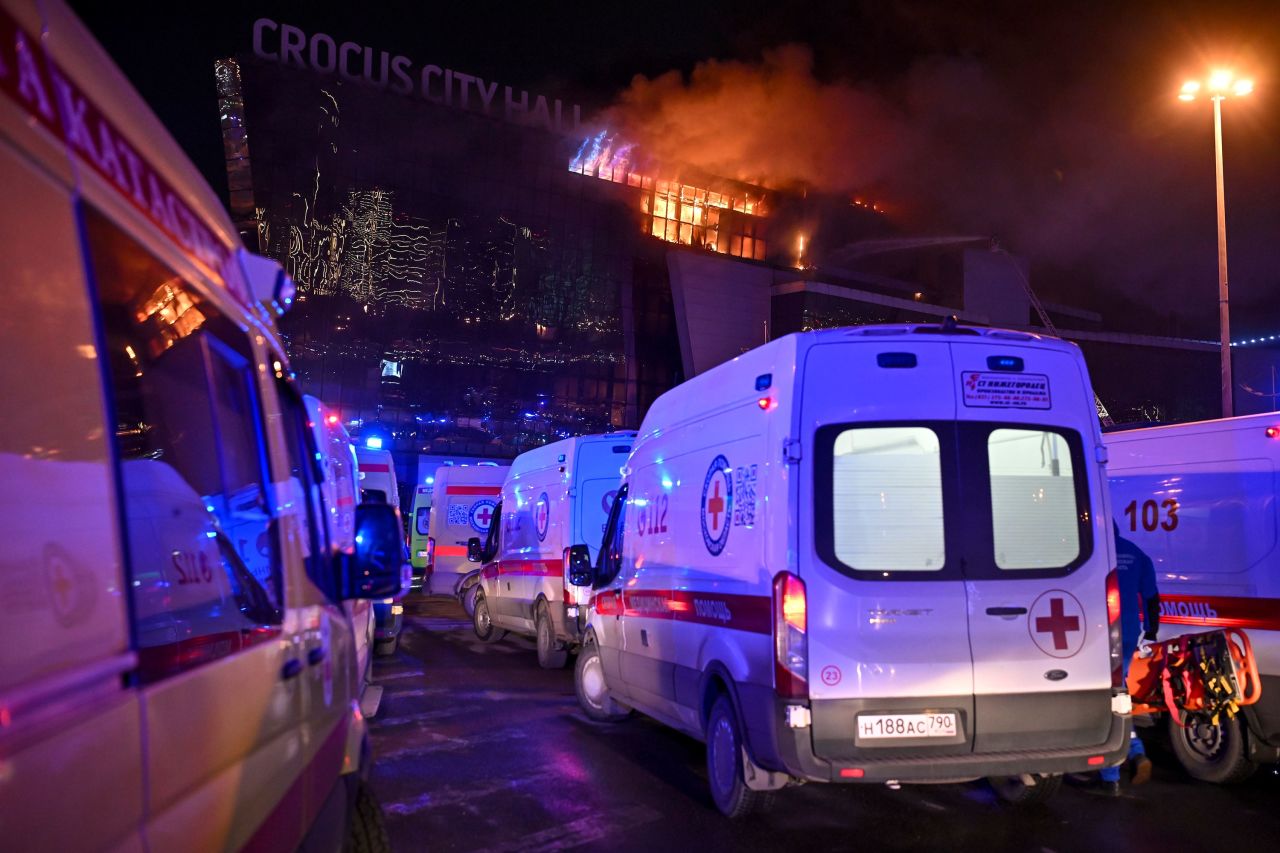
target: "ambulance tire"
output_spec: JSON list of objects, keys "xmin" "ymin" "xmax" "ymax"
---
[
  {"xmin": 987, "ymin": 773, "xmax": 1062, "ymax": 805},
  {"xmin": 1168, "ymin": 714, "xmax": 1257, "ymax": 784},
  {"xmin": 345, "ymin": 780, "xmax": 391, "ymax": 853},
  {"xmin": 462, "ymin": 583, "xmax": 480, "ymax": 618},
  {"xmin": 536, "ymin": 602, "xmax": 569, "ymax": 669},
  {"xmin": 473, "ymin": 592, "xmax": 506, "ymax": 643},
  {"xmin": 575, "ymin": 635, "xmax": 631, "ymax": 722},
  {"xmin": 706, "ymin": 694, "xmax": 775, "ymax": 819},
  {"xmin": 373, "ymin": 636, "xmax": 397, "ymax": 657}
]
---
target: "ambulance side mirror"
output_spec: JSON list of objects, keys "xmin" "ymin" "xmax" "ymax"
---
[
  {"xmin": 467, "ymin": 537, "xmax": 483, "ymax": 563},
  {"xmin": 566, "ymin": 544, "xmax": 594, "ymax": 587},
  {"xmin": 345, "ymin": 503, "xmax": 410, "ymax": 600}
]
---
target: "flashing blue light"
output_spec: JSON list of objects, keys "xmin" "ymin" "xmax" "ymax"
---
[
  {"xmin": 365, "ymin": 436, "xmax": 384, "ymax": 450},
  {"xmin": 426, "ymin": 476, "xmax": 435, "ymax": 484},
  {"xmin": 661, "ymin": 476, "xmax": 674, "ymax": 490},
  {"xmin": 205, "ymin": 530, "xmax": 217, "ymax": 539}
]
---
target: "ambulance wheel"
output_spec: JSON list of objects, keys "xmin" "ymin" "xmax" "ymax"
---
[
  {"xmin": 373, "ymin": 636, "xmax": 397, "ymax": 657},
  {"xmin": 988, "ymin": 773, "xmax": 1062, "ymax": 805},
  {"xmin": 473, "ymin": 592, "xmax": 506, "ymax": 643},
  {"xmin": 1169, "ymin": 714, "xmax": 1257, "ymax": 784},
  {"xmin": 575, "ymin": 636, "xmax": 630, "ymax": 722},
  {"xmin": 345, "ymin": 779, "xmax": 391, "ymax": 853},
  {"xmin": 462, "ymin": 584, "xmax": 480, "ymax": 618},
  {"xmin": 706, "ymin": 694, "xmax": 775, "ymax": 818},
  {"xmin": 536, "ymin": 602, "xmax": 569, "ymax": 669}
]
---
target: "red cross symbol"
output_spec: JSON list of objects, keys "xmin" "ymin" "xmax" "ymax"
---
[
  {"xmin": 1035, "ymin": 597, "xmax": 1081, "ymax": 650},
  {"xmin": 707, "ymin": 478, "xmax": 725, "ymax": 531},
  {"xmin": 476, "ymin": 505, "xmax": 493, "ymax": 527}
]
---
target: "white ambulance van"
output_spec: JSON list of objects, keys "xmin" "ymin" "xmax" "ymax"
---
[
  {"xmin": 470, "ymin": 433, "xmax": 634, "ymax": 667},
  {"xmin": 1105, "ymin": 412, "xmax": 1280, "ymax": 782},
  {"xmin": 356, "ymin": 445, "xmax": 401, "ymax": 511},
  {"xmin": 307, "ymin": 397, "xmax": 376, "ymax": 704},
  {"xmin": 424, "ymin": 463, "xmax": 508, "ymax": 596},
  {"xmin": 569, "ymin": 323, "xmax": 1130, "ymax": 815},
  {"xmin": 0, "ymin": 3, "xmax": 406, "ymax": 849}
]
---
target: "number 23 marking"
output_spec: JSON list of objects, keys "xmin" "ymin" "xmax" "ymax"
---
[{"xmin": 1123, "ymin": 497, "xmax": 1179, "ymax": 532}]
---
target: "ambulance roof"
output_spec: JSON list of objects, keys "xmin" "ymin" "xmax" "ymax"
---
[
  {"xmin": 431, "ymin": 463, "xmax": 509, "ymax": 486},
  {"xmin": 640, "ymin": 323, "xmax": 1082, "ymax": 434},
  {"xmin": 508, "ymin": 432, "xmax": 637, "ymax": 481},
  {"xmin": 39, "ymin": 0, "xmax": 242, "ymax": 251}
]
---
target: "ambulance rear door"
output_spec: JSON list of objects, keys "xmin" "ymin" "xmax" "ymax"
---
[
  {"xmin": 949, "ymin": 339, "xmax": 1113, "ymax": 752},
  {"xmin": 799, "ymin": 337, "xmax": 976, "ymax": 760},
  {"xmin": 574, "ymin": 436, "xmax": 633, "ymax": 562}
]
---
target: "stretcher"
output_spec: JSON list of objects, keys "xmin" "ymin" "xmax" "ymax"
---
[{"xmin": 1126, "ymin": 627, "xmax": 1262, "ymax": 726}]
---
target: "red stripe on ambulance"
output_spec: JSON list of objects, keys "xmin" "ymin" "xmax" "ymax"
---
[
  {"xmin": 1159, "ymin": 594, "xmax": 1280, "ymax": 631},
  {"xmin": 591, "ymin": 589, "xmax": 771, "ymax": 634},
  {"xmin": 445, "ymin": 485, "xmax": 501, "ymax": 496}
]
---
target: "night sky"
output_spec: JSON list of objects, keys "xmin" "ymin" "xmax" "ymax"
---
[{"xmin": 72, "ymin": 0, "xmax": 1280, "ymax": 339}]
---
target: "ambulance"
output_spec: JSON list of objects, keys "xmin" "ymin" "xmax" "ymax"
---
[
  {"xmin": 307, "ymin": 397, "xmax": 376, "ymax": 700},
  {"xmin": 409, "ymin": 483, "xmax": 436, "ymax": 587},
  {"xmin": 470, "ymin": 433, "xmax": 634, "ymax": 667},
  {"xmin": 568, "ymin": 324, "xmax": 1130, "ymax": 816},
  {"xmin": 0, "ymin": 2, "xmax": 406, "ymax": 849},
  {"xmin": 423, "ymin": 463, "xmax": 508, "ymax": 596},
  {"xmin": 1105, "ymin": 412, "xmax": 1280, "ymax": 782},
  {"xmin": 356, "ymin": 445, "xmax": 401, "ymax": 511}
]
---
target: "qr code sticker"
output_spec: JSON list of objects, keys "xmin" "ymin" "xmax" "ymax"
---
[
  {"xmin": 733, "ymin": 464, "xmax": 757, "ymax": 528},
  {"xmin": 447, "ymin": 502, "xmax": 469, "ymax": 526}
]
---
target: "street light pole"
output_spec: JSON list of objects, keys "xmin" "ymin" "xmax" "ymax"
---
[
  {"xmin": 1213, "ymin": 94, "xmax": 1233, "ymax": 417},
  {"xmin": 1181, "ymin": 71, "xmax": 1251, "ymax": 419}
]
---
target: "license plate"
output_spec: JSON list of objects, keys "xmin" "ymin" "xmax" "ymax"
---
[{"xmin": 858, "ymin": 712, "xmax": 957, "ymax": 740}]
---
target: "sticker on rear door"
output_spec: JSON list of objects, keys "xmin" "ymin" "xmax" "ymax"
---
[{"xmin": 961, "ymin": 372, "xmax": 1051, "ymax": 409}]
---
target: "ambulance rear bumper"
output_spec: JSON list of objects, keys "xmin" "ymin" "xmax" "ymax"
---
[{"xmin": 745, "ymin": 688, "xmax": 1131, "ymax": 783}]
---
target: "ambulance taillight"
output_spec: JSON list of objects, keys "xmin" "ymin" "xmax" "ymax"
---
[
  {"xmin": 426, "ymin": 536, "xmax": 436, "ymax": 574},
  {"xmin": 1106, "ymin": 568, "xmax": 1123, "ymax": 690},
  {"xmin": 773, "ymin": 572, "xmax": 808, "ymax": 699}
]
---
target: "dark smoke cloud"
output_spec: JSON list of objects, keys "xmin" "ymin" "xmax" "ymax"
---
[{"xmin": 598, "ymin": 41, "xmax": 1278, "ymax": 333}]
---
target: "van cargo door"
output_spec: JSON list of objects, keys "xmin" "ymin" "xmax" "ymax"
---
[
  {"xmin": 948, "ymin": 340, "xmax": 1113, "ymax": 752},
  {"xmin": 798, "ymin": 340, "xmax": 976, "ymax": 761}
]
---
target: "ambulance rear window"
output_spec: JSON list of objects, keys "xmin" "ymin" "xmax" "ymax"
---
[
  {"xmin": 988, "ymin": 429, "xmax": 1080, "ymax": 570},
  {"xmin": 830, "ymin": 427, "xmax": 946, "ymax": 572}
]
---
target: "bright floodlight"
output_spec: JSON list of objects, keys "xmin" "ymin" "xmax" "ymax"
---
[
  {"xmin": 1181, "ymin": 80, "xmax": 1201, "ymax": 95},
  {"xmin": 1208, "ymin": 69, "xmax": 1234, "ymax": 92},
  {"xmin": 1233, "ymin": 79, "xmax": 1254, "ymax": 96}
]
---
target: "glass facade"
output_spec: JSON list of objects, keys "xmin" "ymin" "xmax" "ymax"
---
[{"xmin": 228, "ymin": 60, "xmax": 682, "ymax": 456}]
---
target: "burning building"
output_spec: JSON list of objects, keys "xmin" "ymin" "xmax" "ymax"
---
[{"xmin": 219, "ymin": 18, "xmax": 1231, "ymax": 492}]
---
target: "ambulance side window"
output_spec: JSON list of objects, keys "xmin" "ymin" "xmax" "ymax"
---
[
  {"xmin": 85, "ymin": 206, "xmax": 282, "ymax": 684},
  {"xmin": 415, "ymin": 507, "xmax": 431, "ymax": 536},
  {"xmin": 596, "ymin": 485, "xmax": 629, "ymax": 587}
]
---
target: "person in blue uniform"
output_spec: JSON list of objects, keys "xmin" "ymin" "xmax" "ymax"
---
[{"xmin": 1098, "ymin": 519, "xmax": 1161, "ymax": 795}]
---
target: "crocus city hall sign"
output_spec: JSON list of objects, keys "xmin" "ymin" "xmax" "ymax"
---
[{"xmin": 252, "ymin": 19, "xmax": 583, "ymax": 135}]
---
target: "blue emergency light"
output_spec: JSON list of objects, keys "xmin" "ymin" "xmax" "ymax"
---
[
  {"xmin": 365, "ymin": 436, "xmax": 384, "ymax": 450},
  {"xmin": 987, "ymin": 355, "xmax": 1025, "ymax": 371}
]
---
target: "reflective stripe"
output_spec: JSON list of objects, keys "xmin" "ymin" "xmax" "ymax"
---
[
  {"xmin": 360, "ymin": 463, "xmax": 391, "ymax": 473},
  {"xmin": 444, "ymin": 486, "xmax": 501, "ymax": 496},
  {"xmin": 434, "ymin": 545, "xmax": 468, "ymax": 557},
  {"xmin": 1159, "ymin": 594, "xmax": 1280, "ymax": 631},
  {"xmin": 592, "ymin": 589, "xmax": 770, "ymax": 634}
]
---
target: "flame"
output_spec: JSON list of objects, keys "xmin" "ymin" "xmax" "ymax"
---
[{"xmin": 569, "ymin": 130, "xmax": 768, "ymax": 259}]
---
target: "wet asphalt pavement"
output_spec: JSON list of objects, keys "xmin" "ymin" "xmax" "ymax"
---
[{"xmin": 367, "ymin": 598, "xmax": 1280, "ymax": 853}]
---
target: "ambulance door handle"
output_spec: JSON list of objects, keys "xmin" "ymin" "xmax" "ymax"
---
[
  {"xmin": 986, "ymin": 606, "xmax": 1027, "ymax": 617},
  {"xmin": 281, "ymin": 658, "xmax": 304, "ymax": 680},
  {"xmin": 308, "ymin": 647, "xmax": 327, "ymax": 666}
]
